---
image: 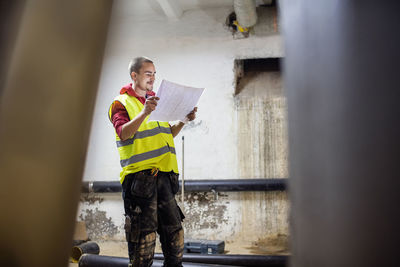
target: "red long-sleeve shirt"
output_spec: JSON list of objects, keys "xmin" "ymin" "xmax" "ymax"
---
[{"xmin": 110, "ymin": 83, "xmax": 155, "ymax": 139}]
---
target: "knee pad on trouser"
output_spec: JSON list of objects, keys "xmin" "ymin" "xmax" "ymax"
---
[
  {"xmin": 129, "ymin": 232, "xmax": 156, "ymax": 267},
  {"xmin": 124, "ymin": 207, "xmax": 141, "ymax": 244}
]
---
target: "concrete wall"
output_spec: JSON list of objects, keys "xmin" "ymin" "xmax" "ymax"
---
[
  {"xmin": 235, "ymin": 68, "xmax": 289, "ymax": 251},
  {"xmin": 78, "ymin": 2, "xmax": 288, "ymax": 252}
]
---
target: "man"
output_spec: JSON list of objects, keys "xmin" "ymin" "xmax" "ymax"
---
[{"xmin": 108, "ymin": 56, "xmax": 197, "ymax": 266}]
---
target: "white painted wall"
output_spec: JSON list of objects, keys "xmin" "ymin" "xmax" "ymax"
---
[{"xmin": 78, "ymin": 1, "xmax": 285, "ymax": 245}]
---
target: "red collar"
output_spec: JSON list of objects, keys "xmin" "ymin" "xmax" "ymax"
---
[{"xmin": 120, "ymin": 83, "xmax": 155, "ymax": 104}]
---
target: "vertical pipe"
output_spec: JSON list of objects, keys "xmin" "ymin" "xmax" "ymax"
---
[
  {"xmin": 182, "ymin": 135, "xmax": 185, "ymax": 204},
  {"xmin": 234, "ymin": 0, "xmax": 257, "ymax": 28},
  {"xmin": 0, "ymin": 1, "xmax": 113, "ymax": 266},
  {"xmin": 280, "ymin": 1, "xmax": 400, "ymax": 266}
]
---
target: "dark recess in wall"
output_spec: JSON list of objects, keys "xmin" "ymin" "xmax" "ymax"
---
[
  {"xmin": 243, "ymin": 58, "xmax": 281, "ymax": 73},
  {"xmin": 234, "ymin": 57, "xmax": 281, "ymax": 95}
]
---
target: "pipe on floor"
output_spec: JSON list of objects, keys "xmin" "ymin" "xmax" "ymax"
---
[
  {"xmin": 154, "ymin": 253, "xmax": 287, "ymax": 267},
  {"xmin": 78, "ymin": 254, "xmax": 241, "ymax": 267},
  {"xmin": 71, "ymin": 241, "xmax": 100, "ymax": 263},
  {"xmin": 81, "ymin": 178, "xmax": 287, "ymax": 193}
]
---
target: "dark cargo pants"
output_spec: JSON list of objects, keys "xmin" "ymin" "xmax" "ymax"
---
[{"xmin": 122, "ymin": 170, "xmax": 184, "ymax": 267}]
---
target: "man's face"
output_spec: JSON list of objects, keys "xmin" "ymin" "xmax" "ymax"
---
[{"xmin": 132, "ymin": 62, "xmax": 156, "ymax": 92}]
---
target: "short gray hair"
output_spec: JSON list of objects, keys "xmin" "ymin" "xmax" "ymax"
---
[{"xmin": 128, "ymin": 56, "xmax": 153, "ymax": 75}]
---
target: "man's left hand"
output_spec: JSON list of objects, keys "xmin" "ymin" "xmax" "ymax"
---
[{"xmin": 186, "ymin": 107, "xmax": 197, "ymax": 122}]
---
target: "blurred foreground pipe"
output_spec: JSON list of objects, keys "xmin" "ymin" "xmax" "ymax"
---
[
  {"xmin": 79, "ymin": 254, "xmax": 241, "ymax": 267},
  {"xmin": 0, "ymin": 1, "xmax": 113, "ymax": 266},
  {"xmin": 281, "ymin": 1, "xmax": 400, "ymax": 266},
  {"xmin": 71, "ymin": 241, "xmax": 100, "ymax": 263},
  {"xmin": 82, "ymin": 179, "xmax": 287, "ymax": 193},
  {"xmin": 154, "ymin": 253, "xmax": 287, "ymax": 267}
]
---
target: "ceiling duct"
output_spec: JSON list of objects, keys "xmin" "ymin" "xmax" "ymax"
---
[{"xmin": 234, "ymin": 0, "xmax": 257, "ymax": 28}]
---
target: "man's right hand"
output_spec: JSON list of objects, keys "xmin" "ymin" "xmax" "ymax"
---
[
  {"xmin": 120, "ymin": 96, "xmax": 160, "ymax": 140},
  {"xmin": 143, "ymin": 96, "xmax": 160, "ymax": 115}
]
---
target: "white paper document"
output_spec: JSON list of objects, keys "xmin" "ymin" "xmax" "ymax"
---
[{"xmin": 148, "ymin": 79, "xmax": 204, "ymax": 122}]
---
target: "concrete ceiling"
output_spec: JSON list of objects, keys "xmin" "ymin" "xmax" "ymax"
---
[{"xmin": 112, "ymin": 0, "xmax": 235, "ymax": 21}]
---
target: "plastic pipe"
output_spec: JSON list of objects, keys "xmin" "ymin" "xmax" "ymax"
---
[
  {"xmin": 82, "ymin": 178, "xmax": 287, "ymax": 193},
  {"xmin": 78, "ymin": 254, "xmax": 241, "ymax": 267},
  {"xmin": 71, "ymin": 241, "xmax": 100, "ymax": 263},
  {"xmin": 154, "ymin": 253, "xmax": 287, "ymax": 267}
]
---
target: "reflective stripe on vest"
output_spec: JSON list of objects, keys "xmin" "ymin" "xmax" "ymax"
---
[
  {"xmin": 120, "ymin": 145, "xmax": 176, "ymax": 167},
  {"xmin": 116, "ymin": 126, "xmax": 172, "ymax": 147}
]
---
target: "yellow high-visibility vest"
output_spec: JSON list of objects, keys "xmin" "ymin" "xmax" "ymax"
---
[{"xmin": 108, "ymin": 93, "xmax": 179, "ymax": 184}]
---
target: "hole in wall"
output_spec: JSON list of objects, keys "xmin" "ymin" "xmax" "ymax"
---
[{"xmin": 234, "ymin": 58, "xmax": 281, "ymax": 96}]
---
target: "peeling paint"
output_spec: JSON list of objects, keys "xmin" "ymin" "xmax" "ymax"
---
[
  {"xmin": 79, "ymin": 208, "xmax": 118, "ymax": 239},
  {"xmin": 183, "ymin": 192, "xmax": 229, "ymax": 231},
  {"xmin": 80, "ymin": 193, "xmax": 104, "ymax": 204}
]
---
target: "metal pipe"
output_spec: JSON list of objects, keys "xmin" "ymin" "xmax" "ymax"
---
[
  {"xmin": 78, "ymin": 254, "xmax": 241, "ymax": 267},
  {"xmin": 154, "ymin": 253, "xmax": 287, "ymax": 267},
  {"xmin": 81, "ymin": 178, "xmax": 287, "ymax": 193},
  {"xmin": 182, "ymin": 135, "xmax": 185, "ymax": 204}
]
